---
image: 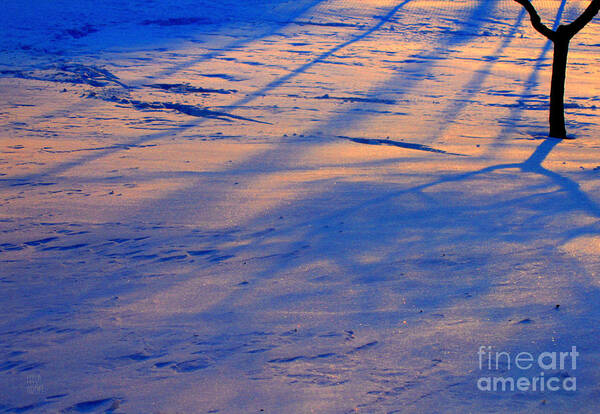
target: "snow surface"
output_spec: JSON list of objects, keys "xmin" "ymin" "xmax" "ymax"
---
[{"xmin": 1, "ymin": 0, "xmax": 600, "ymax": 412}]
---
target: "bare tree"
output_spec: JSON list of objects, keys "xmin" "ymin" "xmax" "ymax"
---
[{"xmin": 514, "ymin": 0, "xmax": 600, "ymax": 138}]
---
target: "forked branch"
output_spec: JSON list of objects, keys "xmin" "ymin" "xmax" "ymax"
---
[
  {"xmin": 513, "ymin": 0, "xmax": 555, "ymax": 40},
  {"xmin": 514, "ymin": 0, "xmax": 600, "ymax": 40},
  {"xmin": 564, "ymin": 0, "xmax": 600, "ymax": 37},
  {"xmin": 513, "ymin": 0, "xmax": 600, "ymax": 138}
]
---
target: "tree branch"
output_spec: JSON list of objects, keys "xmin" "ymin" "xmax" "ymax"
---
[
  {"xmin": 564, "ymin": 0, "xmax": 600, "ymax": 37},
  {"xmin": 513, "ymin": 0, "xmax": 556, "ymax": 40}
]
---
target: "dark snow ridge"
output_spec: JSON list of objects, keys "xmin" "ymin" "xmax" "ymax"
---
[
  {"xmin": 199, "ymin": 73, "xmax": 244, "ymax": 82},
  {"xmin": 141, "ymin": 17, "xmax": 214, "ymax": 26},
  {"xmin": 41, "ymin": 144, "xmax": 157, "ymax": 154},
  {"xmin": 127, "ymin": 100, "xmax": 272, "ymax": 124},
  {"xmin": 144, "ymin": 83, "xmax": 237, "ymax": 94},
  {"xmin": 315, "ymin": 93, "xmax": 397, "ymax": 105},
  {"xmin": 289, "ymin": 20, "xmax": 364, "ymax": 29},
  {"xmin": 60, "ymin": 24, "xmax": 99, "ymax": 40},
  {"xmin": 336, "ymin": 135, "xmax": 466, "ymax": 156},
  {"xmin": 0, "ymin": 63, "xmax": 127, "ymax": 88}
]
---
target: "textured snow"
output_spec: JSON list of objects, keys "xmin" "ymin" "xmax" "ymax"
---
[{"xmin": 1, "ymin": 0, "xmax": 600, "ymax": 412}]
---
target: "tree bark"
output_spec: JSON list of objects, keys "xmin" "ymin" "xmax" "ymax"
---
[
  {"xmin": 549, "ymin": 34, "xmax": 569, "ymax": 138},
  {"xmin": 514, "ymin": 0, "xmax": 600, "ymax": 138}
]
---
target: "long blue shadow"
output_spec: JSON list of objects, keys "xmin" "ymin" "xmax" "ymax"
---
[
  {"xmin": 0, "ymin": 0, "xmax": 416, "ymax": 187},
  {"xmin": 485, "ymin": 0, "xmax": 574, "ymax": 152},
  {"xmin": 423, "ymin": 8, "xmax": 526, "ymax": 144},
  {"xmin": 289, "ymin": 0, "xmax": 503, "ymax": 141},
  {"xmin": 224, "ymin": 0, "xmax": 415, "ymax": 109},
  {"xmin": 143, "ymin": 0, "xmax": 326, "ymax": 83}
]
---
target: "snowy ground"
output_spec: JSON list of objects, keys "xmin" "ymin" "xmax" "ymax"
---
[{"xmin": 1, "ymin": 0, "xmax": 600, "ymax": 412}]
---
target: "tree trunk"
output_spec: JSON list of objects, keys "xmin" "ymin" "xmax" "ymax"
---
[{"xmin": 549, "ymin": 36, "xmax": 569, "ymax": 138}]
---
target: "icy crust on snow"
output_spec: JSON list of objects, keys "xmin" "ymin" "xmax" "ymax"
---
[{"xmin": 1, "ymin": 0, "xmax": 600, "ymax": 412}]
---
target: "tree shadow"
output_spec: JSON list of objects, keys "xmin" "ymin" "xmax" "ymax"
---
[
  {"xmin": 0, "ymin": 0, "xmax": 417, "ymax": 187},
  {"xmin": 171, "ymin": 132, "xmax": 600, "ymax": 411},
  {"xmin": 100, "ymin": 127, "xmax": 600, "ymax": 412},
  {"xmin": 2, "ymin": 1, "xmax": 600, "ymax": 412}
]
